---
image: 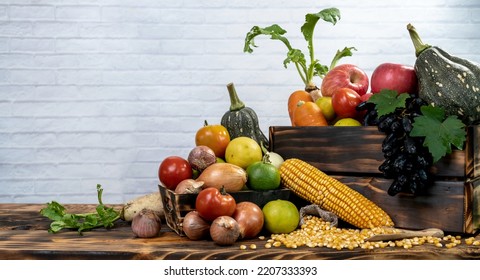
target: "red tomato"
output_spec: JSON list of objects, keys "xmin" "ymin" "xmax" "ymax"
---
[
  {"xmin": 195, "ymin": 187, "xmax": 236, "ymax": 222},
  {"xmin": 331, "ymin": 88, "xmax": 363, "ymax": 119},
  {"xmin": 158, "ymin": 156, "xmax": 193, "ymax": 190},
  {"xmin": 195, "ymin": 121, "xmax": 230, "ymax": 159}
]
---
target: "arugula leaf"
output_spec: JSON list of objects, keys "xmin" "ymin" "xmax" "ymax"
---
[
  {"xmin": 39, "ymin": 184, "xmax": 121, "ymax": 235},
  {"xmin": 367, "ymin": 90, "xmax": 409, "ymax": 117},
  {"xmin": 410, "ymin": 106, "xmax": 466, "ymax": 163},
  {"xmin": 39, "ymin": 201, "xmax": 66, "ymax": 221}
]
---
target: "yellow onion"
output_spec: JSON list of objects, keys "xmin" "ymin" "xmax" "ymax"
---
[
  {"xmin": 210, "ymin": 216, "xmax": 240, "ymax": 246},
  {"xmin": 182, "ymin": 211, "xmax": 210, "ymax": 240},
  {"xmin": 196, "ymin": 163, "xmax": 247, "ymax": 192}
]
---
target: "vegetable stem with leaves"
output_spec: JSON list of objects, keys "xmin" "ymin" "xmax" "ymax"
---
[
  {"xmin": 243, "ymin": 7, "xmax": 356, "ymax": 90},
  {"xmin": 39, "ymin": 184, "xmax": 121, "ymax": 235}
]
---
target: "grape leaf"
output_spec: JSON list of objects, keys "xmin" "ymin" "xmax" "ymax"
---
[
  {"xmin": 410, "ymin": 106, "xmax": 466, "ymax": 163},
  {"xmin": 367, "ymin": 90, "xmax": 409, "ymax": 117}
]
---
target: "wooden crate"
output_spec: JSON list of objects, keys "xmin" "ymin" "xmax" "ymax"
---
[
  {"xmin": 270, "ymin": 125, "xmax": 480, "ymax": 233},
  {"xmin": 158, "ymin": 185, "xmax": 291, "ymax": 236}
]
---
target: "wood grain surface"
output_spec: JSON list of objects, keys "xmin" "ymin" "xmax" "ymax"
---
[{"xmin": 0, "ymin": 204, "xmax": 479, "ymax": 260}]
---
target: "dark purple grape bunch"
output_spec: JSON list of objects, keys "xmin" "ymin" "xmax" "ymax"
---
[{"xmin": 356, "ymin": 94, "xmax": 433, "ymax": 196}]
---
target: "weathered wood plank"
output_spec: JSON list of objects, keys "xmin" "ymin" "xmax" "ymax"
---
[{"xmin": 0, "ymin": 204, "xmax": 479, "ymax": 260}]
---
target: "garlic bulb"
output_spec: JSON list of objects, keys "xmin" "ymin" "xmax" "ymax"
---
[{"xmin": 131, "ymin": 208, "xmax": 161, "ymax": 238}]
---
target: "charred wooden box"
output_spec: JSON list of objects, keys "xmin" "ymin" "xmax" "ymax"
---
[
  {"xmin": 158, "ymin": 185, "xmax": 291, "ymax": 236},
  {"xmin": 270, "ymin": 125, "xmax": 480, "ymax": 233}
]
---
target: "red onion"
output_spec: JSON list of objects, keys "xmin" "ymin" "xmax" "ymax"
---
[
  {"xmin": 131, "ymin": 208, "xmax": 161, "ymax": 238},
  {"xmin": 188, "ymin": 145, "xmax": 216, "ymax": 172}
]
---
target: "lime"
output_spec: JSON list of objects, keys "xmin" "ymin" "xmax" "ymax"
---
[
  {"xmin": 334, "ymin": 118, "xmax": 362, "ymax": 126},
  {"xmin": 225, "ymin": 137, "xmax": 262, "ymax": 169},
  {"xmin": 262, "ymin": 199, "xmax": 300, "ymax": 234},
  {"xmin": 315, "ymin": 96, "xmax": 336, "ymax": 122},
  {"xmin": 246, "ymin": 160, "xmax": 281, "ymax": 191}
]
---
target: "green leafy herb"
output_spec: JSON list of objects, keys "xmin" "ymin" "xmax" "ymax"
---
[
  {"xmin": 410, "ymin": 106, "xmax": 466, "ymax": 163},
  {"xmin": 367, "ymin": 90, "xmax": 409, "ymax": 117},
  {"xmin": 39, "ymin": 184, "xmax": 121, "ymax": 235},
  {"xmin": 243, "ymin": 7, "xmax": 355, "ymax": 87}
]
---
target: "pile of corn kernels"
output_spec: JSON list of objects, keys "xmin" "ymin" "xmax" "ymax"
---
[{"xmin": 239, "ymin": 215, "xmax": 480, "ymax": 251}]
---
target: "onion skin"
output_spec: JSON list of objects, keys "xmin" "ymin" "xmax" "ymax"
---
[
  {"xmin": 131, "ymin": 208, "xmax": 161, "ymax": 238},
  {"xmin": 174, "ymin": 179, "xmax": 204, "ymax": 194},
  {"xmin": 182, "ymin": 211, "xmax": 210, "ymax": 240},
  {"xmin": 209, "ymin": 216, "xmax": 240, "ymax": 246},
  {"xmin": 196, "ymin": 163, "xmax": 247, "ymax": 192},
  {"xmin": 232, "ymin": 201, "xmax": 264, "ymax": 239},
  {"xmin": 188, "ymin": 145, "xmax": 217, "ymax": 172}
]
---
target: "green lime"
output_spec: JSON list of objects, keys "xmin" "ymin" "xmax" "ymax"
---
[
  {"xmin": 262, "ymin": 199, "xmax": 299, "ymax": 234},
  {"xmin": 246, "ymin": 161, "xmax": 281, "ymax": 191}
]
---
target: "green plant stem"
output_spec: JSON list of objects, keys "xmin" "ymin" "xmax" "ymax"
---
[{"xmin": 295, "ymin": 63, "xmax": 307, "ymax": 85}]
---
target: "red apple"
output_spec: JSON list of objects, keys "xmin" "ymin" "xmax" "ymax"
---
[
  {"xmin": 371, "ymin": 63, "xmax": 418, "ymax": 94},
  {"xmin": 321, "ymin": 64, "xmax": 369, "ymax": 97}
]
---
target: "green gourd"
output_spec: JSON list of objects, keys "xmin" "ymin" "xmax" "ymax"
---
[
  {"xmin": 221, "ymin": 83, "xmax": 269, "ymax": 148},
  {"xmin": 407, "ymin": 24, "xmax": 480, "ymax": 125}
]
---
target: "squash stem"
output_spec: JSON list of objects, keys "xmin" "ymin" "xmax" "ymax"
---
[
  {"xmin": 407, "ymin": 23, "xmax": 431, "ymax": 57},
  {"xmin": 226, "ymin": 83, "xmax": 245, "ymax": 111}
]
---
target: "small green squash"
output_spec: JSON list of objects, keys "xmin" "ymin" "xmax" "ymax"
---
[
  {"xmin": 221, "ymin": 83, "xmax": 269, "ymax": 148},
  {"xmin": 407, "ymin": 24, "xmax": 480, "ymax": 125}
]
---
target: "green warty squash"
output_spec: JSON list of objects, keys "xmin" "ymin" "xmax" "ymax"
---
[
  {"xmin": 221, "ymin": 83, "xmax": 269, "ymax": 148},
  {"xmin": 407, "ymin": 24, "xmax": 480, "ymax": 125}
]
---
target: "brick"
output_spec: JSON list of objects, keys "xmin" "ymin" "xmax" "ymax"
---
[
  {"xmin": 10, "ymin": 38, "xmax": 55, "ymax": 53},
  {"xmin": 56, "ymin": 70, "xmax": 103, "ymax": 85},
  {"xmin": 9, "ymin": 70, "xmax": 56, "ymax": 85},
  {"xmin": 55, "ymin": 6, "xmax": 101, "ymax": 21},
  {"xmin": 33, "ymin": 22, "xmax": 78, "ymax": 37},
  {"xmin": 79, "ymin": 23, "xmax": 138, "ymax": 38},
  {"xmin": 9, "ymin": 5, "xmax": 54, "ymax": 20},
  {"xmin": 55, "ymin": 38, "xmax": 100, "ymax": 52},
  {"xmin": 0, "ymin": 21, "xmax": 32, "ymax": 36},
  {"xmin": 101, "ymin": 7, "xmax": 163, "ymax": 23}
]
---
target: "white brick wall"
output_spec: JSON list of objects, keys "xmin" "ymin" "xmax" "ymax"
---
[{"xmin": 1, "ymin": 0, "xmax": 480, "ymax": 204}]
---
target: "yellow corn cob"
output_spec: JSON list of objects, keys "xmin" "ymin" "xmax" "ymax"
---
[{"xmin": 279, "ymin": 158, "xmax": 394, "ymax": 229}]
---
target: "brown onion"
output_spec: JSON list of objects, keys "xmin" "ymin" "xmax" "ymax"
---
[
  {"xmin": 174, "ymin": 179, "xmax": 204, "ymax": 194},
  {"xmin": 131, "ymin": 208, "xmax": 161, "ymax": 238},
  {"xmin": 196, "ymin": 163, "xmax": 247, "ymax": 192},
  {"xmin": 209, "ymin": 216, "xmax": 240, "ymax": 246},
  {"xmin": 232, "ymin": 201, "xmax": 264, "ymax": 239},
  {"xmin": 182, "ymin": 211, "xmax": 210, "ymax": 240},
  {"xmin": 188, "ymin": 145, "xmax": 217, "ymax": 172}
]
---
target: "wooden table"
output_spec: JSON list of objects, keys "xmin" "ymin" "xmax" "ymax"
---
[{"xmin": 1, "ymin": 203, "xmax": 479, "ymax": 260}]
